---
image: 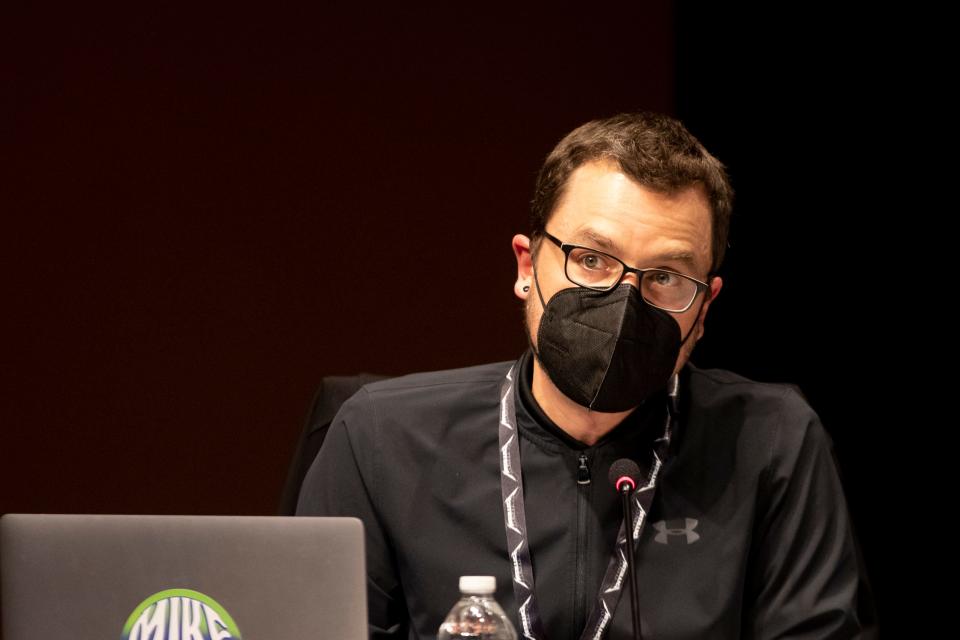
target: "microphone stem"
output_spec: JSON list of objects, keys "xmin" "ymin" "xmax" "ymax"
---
[{"xmin": 620, "ymin": 486, "xmax": 643, "ymax": 640}]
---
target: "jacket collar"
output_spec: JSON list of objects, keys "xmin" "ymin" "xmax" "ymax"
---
[{"xmin": 513, "ymin": 348, "xmax": 672, "ymax": 455}]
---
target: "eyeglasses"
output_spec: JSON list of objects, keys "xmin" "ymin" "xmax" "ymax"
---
[{"xmin": 540, "ymin": 230, "xmax": 711, "ymax": 313}]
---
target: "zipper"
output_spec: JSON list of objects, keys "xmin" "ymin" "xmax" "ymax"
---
[
  {"xmin": 573, "ymin": 452, "xmax": 591, "ymax": 638},
  {"xmin": 577, "ymin": 453, "xmax": 591, "ymax": 485}
]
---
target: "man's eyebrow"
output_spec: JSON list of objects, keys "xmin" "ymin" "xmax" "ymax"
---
[
  {"xmin": 575, "ymin": 228, "xmax": 621, "ymax": 252},
  {"xmin": 649, "ymin": 250, "xmax": 699, "ymax": 270},
  {"xmin": 574, "ymin": 228, "xmax": 700, "ymax": 269}
]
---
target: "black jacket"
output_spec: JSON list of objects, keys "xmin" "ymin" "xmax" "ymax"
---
[{"xmin": 296, "ymin": 350, "xmax": 877, "ymax": 639}]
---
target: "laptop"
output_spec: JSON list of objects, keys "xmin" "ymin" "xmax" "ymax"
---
[{"xmin": 1, "ymin": 514, "xmax": 367, "ymax": 639}]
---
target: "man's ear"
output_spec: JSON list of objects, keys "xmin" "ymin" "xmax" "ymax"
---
[
  {"xmin": 512, "ymin": 234, "xmax": 533, "ymax": 300},
  {"xmin": 695, "ymin": 275, "xmax": 723, "ymax": 339}
]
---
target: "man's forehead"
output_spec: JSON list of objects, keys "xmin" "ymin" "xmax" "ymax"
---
[{"xmin": 558, "ymin": 161, "xmax": 708, "ymax": 237}]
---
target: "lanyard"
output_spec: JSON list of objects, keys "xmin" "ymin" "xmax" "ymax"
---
[{"xmin": 498, "ymin": 363, "xmax": 679, "ymax": 640}]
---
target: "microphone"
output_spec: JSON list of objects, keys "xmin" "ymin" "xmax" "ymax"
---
[
  {"xmin": 608, "ymin": 458, "xmax": 641, "ymax": 494},
  {"xmin": 608, "ymin": 458, "xmax": 643, "ymax": 640}
]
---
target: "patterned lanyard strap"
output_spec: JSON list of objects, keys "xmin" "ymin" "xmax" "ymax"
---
[{"xmin": 498, "ymin": 364, "xmax": 679, "ymax": 640}]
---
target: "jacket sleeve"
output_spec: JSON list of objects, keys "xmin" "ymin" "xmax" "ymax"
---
[
  {"xmin": 295, "ymin": 388, "xmax": 410, "ymax": 639},
  {"xmin": 743, "ymin": 389, "xmax": 879, "ymax": 639}
]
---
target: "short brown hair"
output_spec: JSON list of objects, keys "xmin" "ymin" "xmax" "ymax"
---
[{"xmin": 529, "ymin": 111, "xmax": 734, "ymax": 276}]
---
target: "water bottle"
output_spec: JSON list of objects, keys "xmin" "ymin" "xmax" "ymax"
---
[{"xmin": 437, "ymin": 575, "xmax": 518, "ymax": 640}]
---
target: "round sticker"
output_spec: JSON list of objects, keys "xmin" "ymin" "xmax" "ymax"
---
[{"xmin": 122, "ymin": 588, "xmax": 241, "ymax": 640}]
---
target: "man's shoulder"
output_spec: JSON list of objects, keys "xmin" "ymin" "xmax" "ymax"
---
[
  {"xmin": 682, "ymin": 361, "xmax": 828, "ymax": 466},
  {"xmin": 684, "ymin": 361, "xmax": 814, "ymax": 415},
  {"xmin": 324, "ymin": 359, "xmax": 515, "ymax": 453},
  {"xmin": 334, "ymin": 358, "xmax": 515, "ymax": 429},
  {"xmin": 361, "ymin": 358, "xmax": 515, "ymax": 396}
]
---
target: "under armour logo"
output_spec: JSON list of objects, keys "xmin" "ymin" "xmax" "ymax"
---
[{"xmin": 652, "ymin": 518, "xmax": 700, "ymax": 544}]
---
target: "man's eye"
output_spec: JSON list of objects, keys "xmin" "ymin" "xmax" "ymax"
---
[
  {"xmin": 650, "ymin": 271, "xmax": 680, "ymax": 287},
  {"xmin": 579, "ymin": 252, "xmax": 610, "ymax": 270}
]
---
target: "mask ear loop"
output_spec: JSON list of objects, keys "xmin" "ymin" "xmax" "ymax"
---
[
  {"xmin": 677, "ymin": 286, "xmax": 711, "ymax": 347},
  {"xmin": 666, "ymin": 283, "xmax": 711, "ymax": 459},
  {"xmin": 527, "ymin": 248, "xmax": 549, "ymax": 363},
  {"xmin": 530, "ymin": 247, "xmax": 548, "ymax": 310}
]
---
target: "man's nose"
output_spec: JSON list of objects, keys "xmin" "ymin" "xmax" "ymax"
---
[{"xmin": 621, "ymin": 271, "xmax": 642, "ymax": 289}]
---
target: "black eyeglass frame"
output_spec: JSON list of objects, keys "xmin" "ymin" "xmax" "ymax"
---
[{"xmin": 540, "ymin": 230, "xmax": 713, "ymax": 313}]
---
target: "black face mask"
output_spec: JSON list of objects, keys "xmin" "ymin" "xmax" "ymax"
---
[{"xmin": 529, "ymin": 262, "xmax": 700, "ymax": 413}]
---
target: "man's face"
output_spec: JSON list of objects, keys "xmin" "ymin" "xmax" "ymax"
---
[{"xmin": 512, "ymin": 159, "xmax": 723, "ymax": 379}]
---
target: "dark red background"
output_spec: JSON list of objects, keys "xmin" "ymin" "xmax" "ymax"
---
[{"xmin": 3, "ymin": 3, "xmax": 903, "ymax": 629}]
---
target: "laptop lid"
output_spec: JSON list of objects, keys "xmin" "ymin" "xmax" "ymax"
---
[{"xmin": 1, "ymin": 514, "xmax": 367, "ymax": 639}]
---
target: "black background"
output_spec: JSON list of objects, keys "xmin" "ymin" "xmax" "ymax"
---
[{"xmin": 3, "ymin": 2, "xmax": 907, "ymax": 634}]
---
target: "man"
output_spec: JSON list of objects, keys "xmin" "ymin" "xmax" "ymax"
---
[{"xmin": 296, "ymin": 112, "xmax": 877, "ymax": 639}]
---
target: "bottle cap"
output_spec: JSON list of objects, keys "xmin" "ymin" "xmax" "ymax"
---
[{"xmin": 459, "ymin": 575, "xmax": 496, "ymax": 594}]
